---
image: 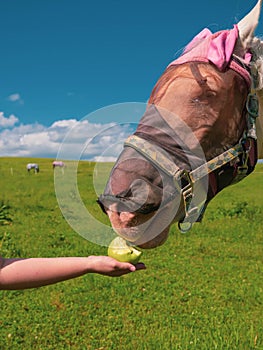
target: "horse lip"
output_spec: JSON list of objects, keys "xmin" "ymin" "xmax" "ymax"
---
[
  {"xmin": 113, "ymin": 227, "xmax": 144, "ymax": 243},
  {"xmin": 114, "ymin": 198, "xmax": 184, "ymax": 246}
]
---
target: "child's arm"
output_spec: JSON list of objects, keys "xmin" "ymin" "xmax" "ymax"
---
[{"xmin": 0, "ymin": 256, "xmax": 146, "ymax": 290}]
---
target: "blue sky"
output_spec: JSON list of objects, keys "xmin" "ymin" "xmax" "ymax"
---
[{"xmin": 0, "ymin": 0, "xmax": 262, "ymax": 159}]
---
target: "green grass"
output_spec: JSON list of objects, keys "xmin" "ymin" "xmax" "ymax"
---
[{"xmin": 0, "ymin": 157, "xmax": 263, "ymax": 350}]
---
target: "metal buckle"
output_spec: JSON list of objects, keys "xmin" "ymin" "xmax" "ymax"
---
[
  {"xmin": 230, "ymin": 139, "xmax": 251, "ymax": 184},
  {"xmin": 178, "ymin": 171, "xmax": 198, "ymax": 233}
]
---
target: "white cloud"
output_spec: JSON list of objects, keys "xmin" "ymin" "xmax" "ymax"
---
[
  {"xmin": 0, "ymin": 112, "xmax": 19, "ymax": 128},
  {"xmin": 51, "ymin": 119, "xmax": 78, "ymax": 128},
  {"xmin": 7, "ymin": 93, "xmax": 24, "ymax": 104},
  {"xmin": 0, "ymin": 116, "xmax": 136, "ymax": 161}
]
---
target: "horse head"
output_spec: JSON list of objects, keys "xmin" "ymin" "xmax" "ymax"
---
[{"xmin": 98, "ymin": 1, "xmax": 263, "ymax": 249}]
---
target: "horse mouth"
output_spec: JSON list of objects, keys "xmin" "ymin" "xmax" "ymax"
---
[
  {"xmin": 110, "ymin": 211, "xmax": 157, "ymax": 244},
  {"xmin": 108, "ymin": 199, "xmax": 180, "ymax": 248},
  {"xmin": 113, "ymin": 224, "xmax": 170, "ymax": 249},
  {"xmin": 113, "ymin": 226, "xmax": 145, "ymax": 244}
]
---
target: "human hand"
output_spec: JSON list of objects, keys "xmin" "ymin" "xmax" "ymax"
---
[{"xmin": 86, "ymin": 255, "xmax": 146, "ymax": 277}]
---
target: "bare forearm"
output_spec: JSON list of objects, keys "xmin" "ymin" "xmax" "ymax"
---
[
  {"xmin": 0, "ymin": 255, "xmax": 145, "ymax": 290},
  {"xmin": 0, "ymin": 257, "xmax": 92, "ymax": 290}
]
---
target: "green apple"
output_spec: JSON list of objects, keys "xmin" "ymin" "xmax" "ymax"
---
[{"xmin": 108, "ymin": 236, "xmax": 142, "ymax": 264}]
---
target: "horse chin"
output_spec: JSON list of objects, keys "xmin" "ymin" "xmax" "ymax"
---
[{"xmin": 136, "ymin": 226, "xmax": 170, "ymax": 249}]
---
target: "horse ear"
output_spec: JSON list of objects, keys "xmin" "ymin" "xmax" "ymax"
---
[{"xmin": 235, "ymin": 0, "xmax": 262, "ymax": 54}]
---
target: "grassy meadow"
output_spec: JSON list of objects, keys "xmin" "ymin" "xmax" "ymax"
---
[{"xmin": 0, "ymin": 157, "xmax": 263, "ymax": 350}]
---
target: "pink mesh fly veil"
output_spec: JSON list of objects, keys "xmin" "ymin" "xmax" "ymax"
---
[{"xmin": 169, "ymin": 25, "xmax": 251, "ymax": 86}]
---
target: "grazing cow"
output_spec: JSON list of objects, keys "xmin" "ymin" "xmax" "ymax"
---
[
  {"xmin": 27, "ymin": 163, "xmax": 39, "ymax": 173},
  {"xmin": 98, "ymin": 1, "xmax": 263, "ymax": 249}
]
